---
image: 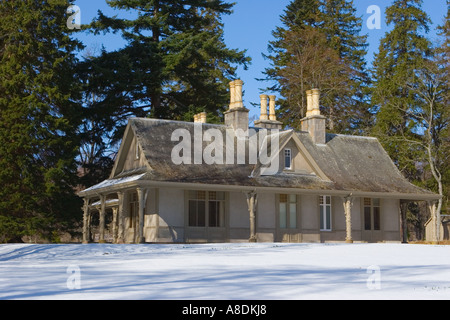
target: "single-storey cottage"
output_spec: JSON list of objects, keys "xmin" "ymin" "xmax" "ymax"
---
[{"xmin": 78, "ymin": 80, "xmax": 441, "ymax": 244}]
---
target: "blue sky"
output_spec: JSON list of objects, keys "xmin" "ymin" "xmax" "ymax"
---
[{"xmin": 73, "ymin": 0, "xmax": 448, "ymax": 122}]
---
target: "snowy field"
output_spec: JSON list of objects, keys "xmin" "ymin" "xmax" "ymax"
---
[{"xmin": 1, "ymin": 242, "xmax": 450, "ymax": 300}]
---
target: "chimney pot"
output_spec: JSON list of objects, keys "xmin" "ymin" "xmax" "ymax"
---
[
  {"xmin": 229, "ymin": 81, "xmax": 236, "ymax": 110},
  {"xmin": 259, "ymin": 94, "xmax": 268, "ymax": 120},
  {"xmin": 200, "ymin": 112, "xmax": 207, "ymax": 123},
  {"xmin": 194, "ymin": 112, "xmax": 207, "ymax": 123},
  {"xmin": 268, "ymin": 95, "xmax": 276, "ymax": 121},
  {"xmin": 234, "ymin": 80, "xmax": 244, "ymax": 109},
  {"xmin": 311, "ymin": 88, "xmax": 321, "ymax": 116},
  {"xmin": 306, "ymin": 90, "xmax": 313, "ymax": 117}
]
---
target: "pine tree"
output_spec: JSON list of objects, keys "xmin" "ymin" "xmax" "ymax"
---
[
  {"xmin": 0, "ymin": 1, "xmax": 83, "ymax": 242},
  {"xmin": 321, "ymin": 0, "xmax": 371, "ymax": 133},
  {"xmin": 371, "ymin": 0, "xmax": 432, "ymax": 179},
  {"xmin": 263, "ymin": 0, "xmax": 370, "ymax": 133},
  {"xmin": 87, "ymin": 0, "xmax": 250, "ymax": 120}
]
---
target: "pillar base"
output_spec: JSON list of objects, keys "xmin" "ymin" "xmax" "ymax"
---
[
  {"xmin": 98, "ymin": 240, "xmax": 106, "ymax": 244},
  {"xmin": 345, "ymin": 239, "xmax": 353, "ymax": 244}
]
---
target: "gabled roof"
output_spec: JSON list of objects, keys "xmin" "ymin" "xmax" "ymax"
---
[{"xmin": 79, "ymin": 117, "xmax": 438, "ymax": 200}]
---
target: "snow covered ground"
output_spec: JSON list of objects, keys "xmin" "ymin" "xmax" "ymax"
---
[{"xmin": 1, "ymin": 242, "xmax": 450, "ymax": 300}]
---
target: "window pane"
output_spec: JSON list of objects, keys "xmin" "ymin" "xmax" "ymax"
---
[
  {"xmin": 326, "ymin": 206, "xmax": 331, "ymax": 230},
  {"xmin": 320, "ymin": 206, "xmax": 324, "ymax": 230},
  {"xmin": 289, "ymin": 194, "xmax": 296, "ymax": 203},
  {"xmin": 364, "ymin": 207, "xmax": 371, "ymax": 230},
  {"xmin": 290, "ymin": 204, "xmax": 297, "ymax": 229},
  {"xmin": 280, "ymin": 203, "xmax": 287, "ymax": 228},
  {"xmin": 198, "ymin": 191, "xmax": 206, "ymax": 200},
  {"xmin": 216, "ymin": 192, "xmax": 225, "ymax": 200},
  {"xmin": 209, "ymin": 201, "xmax": 222, "ymax": 227},
  {"xmin": 280, "ymin": 194, "xmax": 287, "ymax": 203},
  {"xmin": 219, "ymin": 201, "xmax": 224, "ymax": 227},
  {"xmin": 209, "ymin": 191, "xmax": 216, "ymax": 200},
  {"xmin": 374, "ymin": 207, "xmax": 381, "ymax": 230},
  {"xmin": 373, "ymin": 198, "xmax": 380, "ymax": 207},
  {"xmin": 189, "ymin": 200, "xmax": 197, "ymax": 226},
  {"xmin": 197, "ymin": 201, "xmax": 205, "ymax": 226},
  {"xmin": 364, "ymin": 198, "xmax": 371, "ymax": 206},
  {"xmin": 326, "ymin": 196, "xmax": 331, "ymax": 205},
  {"xmin": 285, "ymin": 149, "xmax": 291, "ymax": 168}
]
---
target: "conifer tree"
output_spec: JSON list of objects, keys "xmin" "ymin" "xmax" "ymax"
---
[
  {"xmin": 0, "ymin": 1, "xmax": 83, "ymax": 242},
  {"xmin": 87, "ymin": 0, "xmax": 250, "ymax": 121},
  {"xmin": 263, "ymin": 0, "xmax": 370, "ymax": 133},
  {"xmin": 371, "ymin": 0, "xmax": 432, "ymax": 179}
]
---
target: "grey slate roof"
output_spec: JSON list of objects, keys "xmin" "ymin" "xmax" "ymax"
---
[{"xmin": 80, "ymin": 117, "xmax": 438, "ymax": 199}]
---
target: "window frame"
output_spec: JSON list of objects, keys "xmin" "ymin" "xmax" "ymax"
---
[
  {"xmin": 279, "ymin": 194, "xmax": 298, "ymax": 229},
  {"xmin": 363, "ymin": 198, "xmax": 381, "ymax": 231},
  {"xmin": 284, "ymin": 148, "xmax": 292, "ymax": 170},
  {"xmin": 319, "ymin": 195, "xmax": 332, "ymax": 231},
  {"xmin": 129, "ymin": 192, "xmax": 138, "ymax": 228},
  {"xmin": 188, "ymin": 191, "xmax": 225, "ymax": 228}
]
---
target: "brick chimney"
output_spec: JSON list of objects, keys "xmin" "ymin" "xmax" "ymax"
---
[
  {"xmin": 224, "ymin": 80, "xmax": 249, "ymax": 131},
  {"xmin": 254, "ymin": 94, "xmax": 283, "ymax": 130},
  {"xmin": 301, "ymin": 89, "xmax": 326, "ymax": 144}
]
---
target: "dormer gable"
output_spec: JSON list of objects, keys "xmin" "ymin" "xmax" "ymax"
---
[
  {"xmin": 251, "ymin": 130, "xmax": 330, "ymax": 181},
  {"xmin": 278, "ymin": 133, "xmax": 330, "ymax": 180}
]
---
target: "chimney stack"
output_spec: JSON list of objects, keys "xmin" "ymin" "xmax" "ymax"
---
[
  {"xmin": 224, "ymin": 79, "xmax": 249, "ymax": 131},
  {"xmin": 254, "ymin": 94, "xmax": 283, "ymax": 130},
  {"xmin": 301, "ymin": 88, "xmax": 326, "ymax": 144},
  {"xmin": 268, "ymin": 95, "xmax": 277, "ymax": 121}
]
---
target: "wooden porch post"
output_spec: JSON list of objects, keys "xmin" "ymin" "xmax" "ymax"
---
[
  {"xmin": 117, "ymin": 192, "xmax": 125, "ymax": 244},
  {"xmin": 112, "ymin": 207, "xmax": 118, "ymax": 243},
  {"xmin": 82, "ymin": 198, "xmax": 90, "ymax": 244},
  {"xmin": 136, "ymin": 188, "xmax": 148, "ymax": 244},
  {"xmin": 400, "ymin": 200, "xmax": 408, "ymax": 244},
  {"xmin": 246, "ymin": 191, "xmax": 258, "ymax": 243},
  {"xmin": 99, "ymin": 194, "xmax": 106, "ymax": 243},
  {"xmin": 342, "ymin": 195, "xmax": 353, "ymax": 243}
]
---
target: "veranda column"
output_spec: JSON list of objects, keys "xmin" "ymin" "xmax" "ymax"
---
[
  {"xmin": 112, "ymin": 207, "xmax": 118, "ymax": 243},
  {"xmin": 99, "ymin": 194, "xmax": 106, "ymax": 243},
  {"xmin": 400, "ymin": 200, "xmax": 408, "ymax": 243},
  {"xmin": 117, "ymin": 192, "xmax": 125, "ymax": 244},
  {"xmin": 246, "ymin": 192, "xmax": 258, "ymax": 242},
  {"xmin": 428, "ymin": 200, "xmax": 439, "ymax": 243},
  {"xmin": 342, "ymin": 195, "xmax": 353, "ymax": 243},
  {"xmin": 82, "ymin": 198, "xmax": 90, "ymax": 244},
  {"xmin": 136, "ymin": 188, "xmax": 148, "ymax": 244}
]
